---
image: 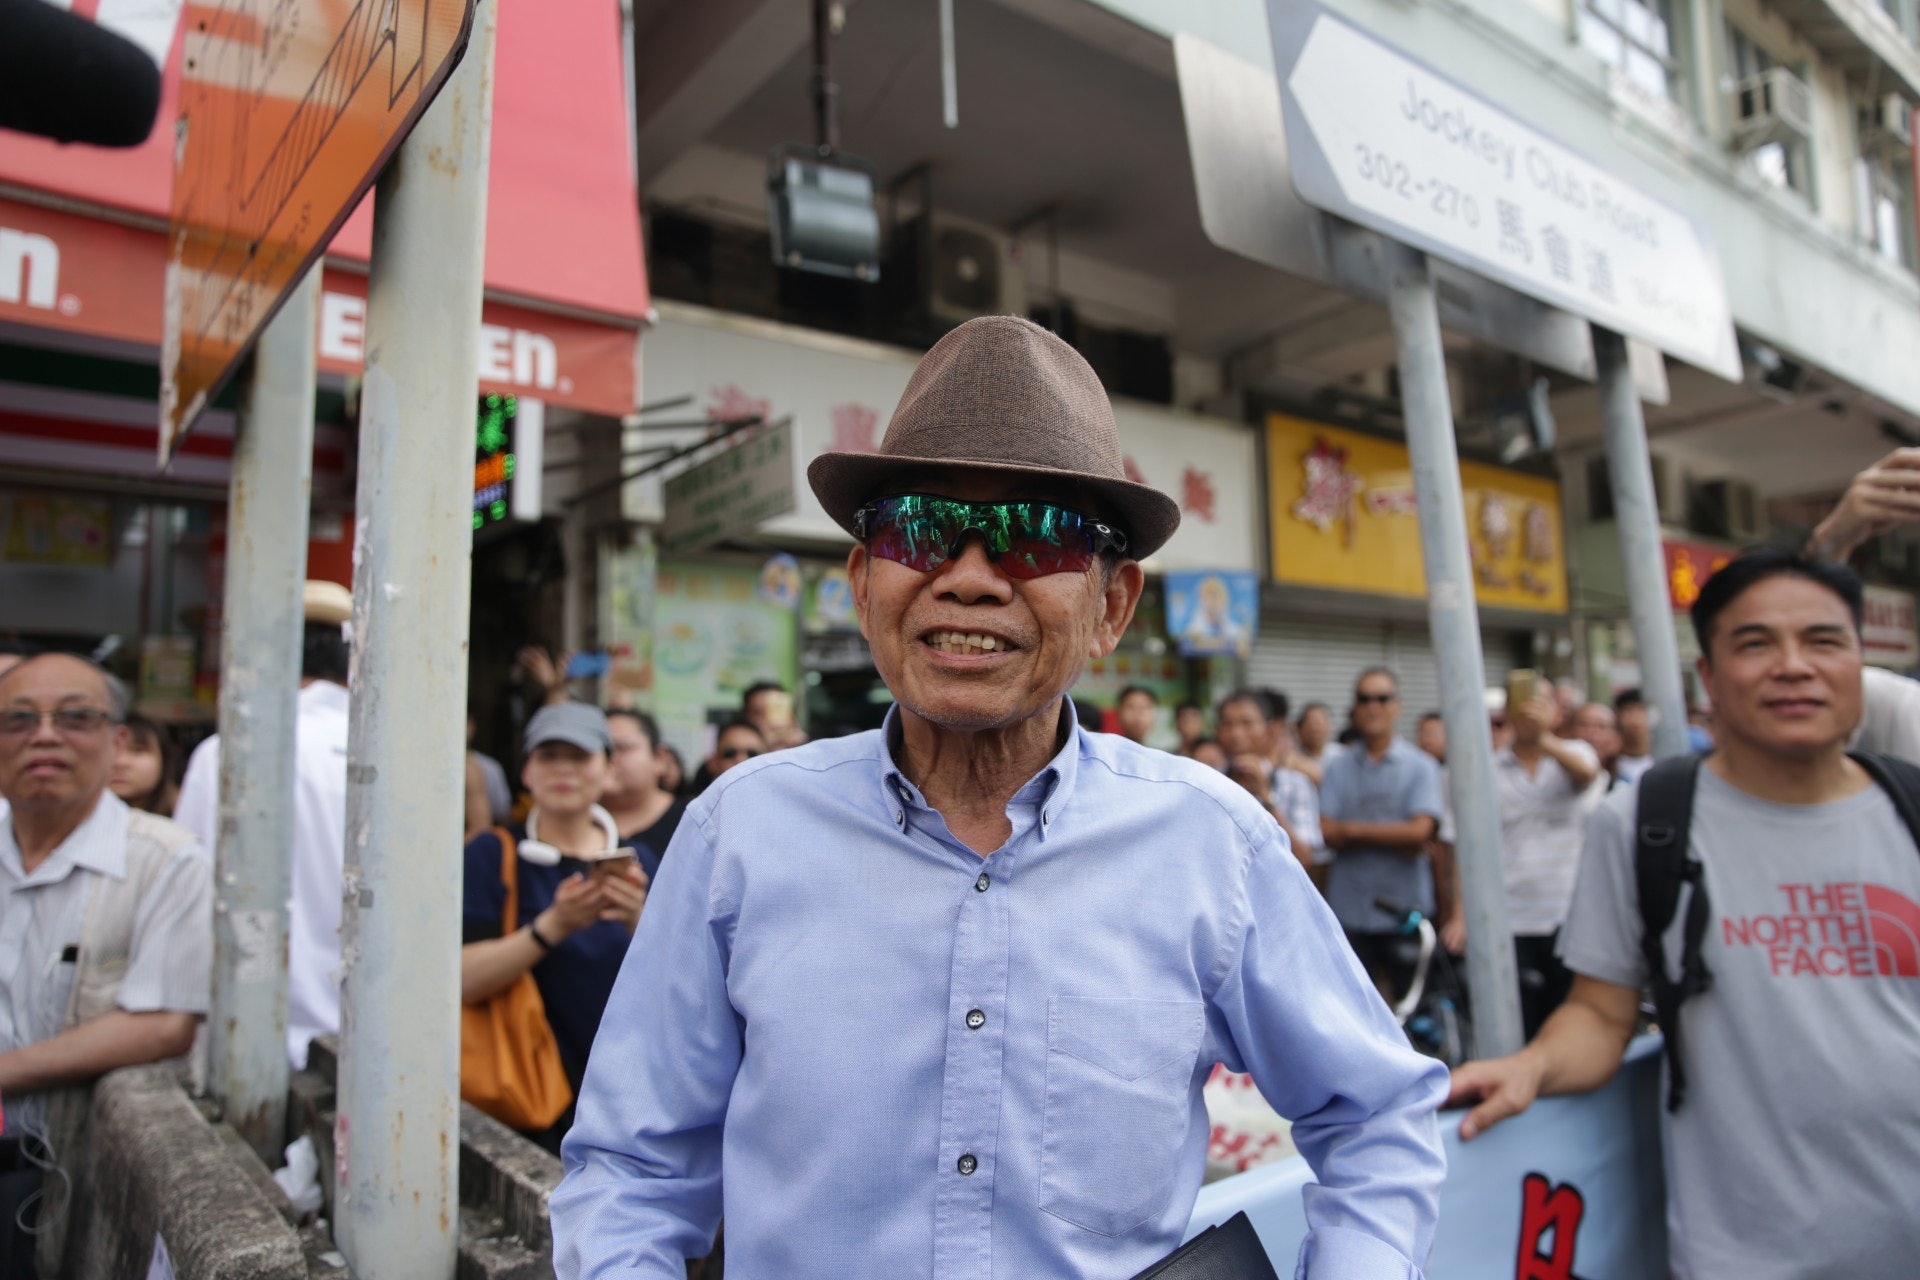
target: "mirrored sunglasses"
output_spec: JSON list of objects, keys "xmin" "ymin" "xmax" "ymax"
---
[{"xmin": 853, "ymin": 494, "xmax": 1128, "ymax": 580}]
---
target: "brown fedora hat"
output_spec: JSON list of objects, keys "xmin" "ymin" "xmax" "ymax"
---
[{"xmin": 807, "ymin": 315, "xmax": 1181, "ymax": 558}]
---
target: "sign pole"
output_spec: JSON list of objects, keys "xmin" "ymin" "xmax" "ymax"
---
[
  {"xmin": 210, "ymin": 267, "xmax": 318, "ymax": 1163},
  {"xmin": 1595, "ymin": 327, "xmax": 1691, "ymax": 759},
  {"xmin": 1382, "ymin": 241, "xmax": 1525, "ymax": 1059},
  {"xmin": 335, "ymin": 1, "xmax": 494, "ymax": 1275}
]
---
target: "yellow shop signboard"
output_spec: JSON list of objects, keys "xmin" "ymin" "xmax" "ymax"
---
[{"xmin": 1265, "ymin": 414, "xmax": 1567, "ymax": 613}]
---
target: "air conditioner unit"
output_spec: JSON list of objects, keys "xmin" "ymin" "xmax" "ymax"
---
[
  {"xmin": 1691, "ymin": 477, "xmax": 1765, "ymax": 542},
  {"xmin": 1586, "ymin": 452, "xmax": 1688, "ymax": 527},
  {"xmin": 1859, "ymin": 93, "xmax": 1914, "ymax": 162},
  {"xmin": 890, "ymin": 213, "xmax": 1027, "ymax": 326},
  {"xmin": 1731, "ymin": 67, "xmax": 1813, "ymax": 150}
]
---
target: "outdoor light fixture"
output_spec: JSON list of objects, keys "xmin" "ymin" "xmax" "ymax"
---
[
  {"xmin": 767, "ymin": 145, "xmax": 882, "ymax": 280},
  {"xmin": 766, "ymin": 0, "xmax": 882, "ymax": 281}
]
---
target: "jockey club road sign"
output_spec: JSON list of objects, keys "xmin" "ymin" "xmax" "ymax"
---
[{"xmin": 1269, "ymin": 1, "xmax": 1740, "ymax": 381}]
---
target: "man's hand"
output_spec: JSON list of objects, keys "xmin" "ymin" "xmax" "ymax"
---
[
  {"xmin": 1509, "ymin": 693, "xmax": 1557, "ymax": 746},
  {"xmin": 1447, "ymin": 1051, "xmax": 1546, "ymax": 1140},
  {"xmin": 516, "ymin": 645, "xmax": 576, "ymax": 707},
  {"xmin": 598, "ymin": 864, "xmax": 650, "ymax": 934},
  {"xmin": 1439, "ymin": 911, "xmax": 1466, "ymax": 956},
  {"xmin": 1808, "ymin": 446, "xmax": 1920, "ymax": 563}
]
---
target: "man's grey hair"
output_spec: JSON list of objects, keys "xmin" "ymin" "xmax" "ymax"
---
[{"xmin": 0, "ymin": 652, "xmax": 130, "ymax": 721}]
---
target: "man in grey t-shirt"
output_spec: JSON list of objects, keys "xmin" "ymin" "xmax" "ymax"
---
[
  {"xmin": 1320, "ymin": 668, "xmax": 1445, "ymax": 997},
  {"xmin": 1448, "ymin": 549, "xmax": 1920, "ymax": 1280}
]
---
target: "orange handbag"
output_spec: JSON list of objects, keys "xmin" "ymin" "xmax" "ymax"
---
[{"xmin": 460, "ymin": 828, "xmax": 574, "ymax": 1130}]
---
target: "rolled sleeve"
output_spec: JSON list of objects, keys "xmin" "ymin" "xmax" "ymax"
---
[
  {"xmin": 1295, "ymin": 1224, "xmax": 1427, "ymax": 1280},
  {"xmin": 1212, "ymin": 825, "xmax": 1448, "ymax": 1276},
  {"xmin": 115, "ymin": 842, "xmax": 214, "ymax": 1016},
  {"xmin": 553, "ymin": 812, "xmax": 740, "ymax": 1278}
]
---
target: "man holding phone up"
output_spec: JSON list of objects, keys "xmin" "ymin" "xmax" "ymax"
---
[{"xmin": 1491, "ymin": 670, "xmax": 1601, "ymax": 1037}]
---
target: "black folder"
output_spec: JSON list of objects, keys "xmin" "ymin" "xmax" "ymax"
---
[{"xmin": 1128, "ymin": 1212, "xmax": 1280, "ymax": 1280}]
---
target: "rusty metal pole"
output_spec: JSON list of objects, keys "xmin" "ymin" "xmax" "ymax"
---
[
  {"xmin": 1595, "ymin": 327, "xmax": 1691, "ymax": 760},
  {"xmin": 334, "ymin": 2, "xmax": 494, "ymax": 1274},
  {"xmin": 1383, "ymin": 241, "xmax": 1524, "ymax": 1059},
  {"xmin": 209, "ymin": 267, "xmax": 318, "ymax": 1162}
]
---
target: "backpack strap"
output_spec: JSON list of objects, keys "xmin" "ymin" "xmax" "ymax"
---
[
  {"xmin": 1634, "ymin": 756, "xmax": 1712, "ymax": 1113},
  {"xmin": 1848, "ymin": 751, "xmax": 1920, "ymax": 858},
  {"xmin": 494, "ymin": 826, "xmax": 520, "ymax": 938}
]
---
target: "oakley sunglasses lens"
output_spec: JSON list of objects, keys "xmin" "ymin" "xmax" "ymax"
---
[{"xmin": 863, "ymin": 496, "xmax": 1112, "ymax": 579}]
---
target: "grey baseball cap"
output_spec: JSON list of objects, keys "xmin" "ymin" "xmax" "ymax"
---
[{"xmin": 523, "ymin": 702, "xmax": 613, "ymax": 755}]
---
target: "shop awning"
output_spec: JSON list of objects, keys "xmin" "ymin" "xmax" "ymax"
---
[{"xmin": 0, "ymin": 0, "xmax": 648, "ymax": 423}]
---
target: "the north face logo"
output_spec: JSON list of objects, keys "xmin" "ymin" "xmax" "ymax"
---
[{"xmin": 1723, "ymin": 882, "xmax": 1920, "ymax": 978}]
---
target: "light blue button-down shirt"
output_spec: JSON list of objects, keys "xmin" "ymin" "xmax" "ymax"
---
[{"xmin": 555, "ymin": 708, "xmax": 1447, "ymax": 1279}]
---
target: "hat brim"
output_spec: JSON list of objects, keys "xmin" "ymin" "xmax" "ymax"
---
[{"xmin": 808, "ymin": 451, "xmax": 1181, "ymax": 561}]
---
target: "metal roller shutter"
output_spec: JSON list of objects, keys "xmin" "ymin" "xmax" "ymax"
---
[{"xmin": 1248, "ymin": 615, "xmax": 1521, "ymax": 734}]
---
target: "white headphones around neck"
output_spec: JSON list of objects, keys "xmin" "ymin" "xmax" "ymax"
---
[{"xmin": 517, "ymin": 804, "xmax": 622, "ymax": 867}]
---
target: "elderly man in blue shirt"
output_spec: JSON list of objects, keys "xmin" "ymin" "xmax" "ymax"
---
[{"xmin": 553, "ymin": 316, "xmax": 1448, "ymax": 1279}]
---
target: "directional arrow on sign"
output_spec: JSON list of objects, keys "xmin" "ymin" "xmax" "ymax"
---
[{"xmin": 1270, "ymin": 3, "xmax": 1740, "ymax": 381}]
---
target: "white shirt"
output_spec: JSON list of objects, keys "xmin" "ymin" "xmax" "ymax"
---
[
  {"xmin": 1856, "ymin": 666, "xmax": 1920, "ymax": 766},
  {"xmin": 0, "ymin": 792, "xmax": 212, "ymax": 1134},
  {"xmin": 1614, "ymin": 753, "xmax": 1656, "ymax": 786},
  {"xmin": 1493, "ymin": 740, "xmax": 1601, "ymax": 936},
  {"xmin": 176, "ymin": 680, "xmax": 349, "ymax": 1069}
]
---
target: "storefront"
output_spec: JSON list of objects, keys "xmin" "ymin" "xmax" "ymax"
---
[
  {"xmin": 610, "ymin": 302, "xmax": 1263, "ymax": 758},
  {"xmin": 1252, "ymin": 413, "xmax": 1566, "ymax": 723},
  {"xmin": 0, "ymin": 0, "xmax": 649, "ymax": 761}
]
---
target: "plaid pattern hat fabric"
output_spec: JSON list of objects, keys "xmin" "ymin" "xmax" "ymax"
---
[{"xmin": 807, "ymin": 315, "xmax": 1182, "ymax": 558}]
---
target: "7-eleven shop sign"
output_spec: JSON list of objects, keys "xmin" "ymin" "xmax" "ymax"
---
[{"xmin": 0, "ymin": 195, "xmax": 640, "ymax": 431}]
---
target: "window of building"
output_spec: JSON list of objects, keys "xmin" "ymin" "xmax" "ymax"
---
[
  {"xmin": 1724, "ymin": 25, "xmax": 1810, "ymax": 196},
  {"xmin": 1856, "ymin": 155, "xmax": 1917, "ymax": 268},
  {"xmin": 1579, "ymin": 0, "xmax": 1684, "ymax": 106}
]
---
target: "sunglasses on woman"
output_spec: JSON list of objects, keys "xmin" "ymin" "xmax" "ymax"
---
[{"xmin": 852, "ymin": 495, "xmax": 1128, "ymax": 580}]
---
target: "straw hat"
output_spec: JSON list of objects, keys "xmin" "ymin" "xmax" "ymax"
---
[
  {"xmin": 302, "ymin": 580, "xmax": 353, "ymax": 626},
  {"xmin": 807, "ymin": 315, "xmax": 1181, "ymax": 558}
]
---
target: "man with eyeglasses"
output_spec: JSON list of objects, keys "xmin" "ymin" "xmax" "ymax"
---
[
  {"xmin": 0, "ymin": 653, "xmax": 212, "ymax": 1277},
  {"xmin": 1319, "ymin": 668, "xmax": 1447, "ymax": 1000},
  {"xmin": 554, "ymin": 317, "xmax": 1447, "ymax": 1279}
]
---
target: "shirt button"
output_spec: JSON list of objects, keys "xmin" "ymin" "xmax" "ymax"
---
[
  {"xmin": 965, "ymin": 1009, "xmax": 985, "ymax": 1030},
  {"xmin": 893, "ymin": 811, "xmax": 904, "ymax": 824},
  {"xmin": 974, "ymin": 872, "xmax": 991, "ymax": 893},
  {"xmin": 1042, "ymin": 809, "xmax": 1051, "ymax": 826},
  {"xmin": 957, "ymin": 1154, "xmax": 977, "ymax": 1176}
]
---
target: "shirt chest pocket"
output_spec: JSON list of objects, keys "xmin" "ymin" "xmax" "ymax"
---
[{"xmin": 1039, "ymin": 996, "xmax": 1205, "ymax": 1237}]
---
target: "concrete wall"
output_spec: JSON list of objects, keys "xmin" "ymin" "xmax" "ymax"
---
[{"xmin": 63, "ymin": 1066, "xmax": 305, "ymax": 1280}]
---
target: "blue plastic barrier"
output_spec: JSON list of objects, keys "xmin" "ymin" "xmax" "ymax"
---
[{"xmin": 1189, "ymin": 1036, "xmax": 1669, "ymax": 1277}]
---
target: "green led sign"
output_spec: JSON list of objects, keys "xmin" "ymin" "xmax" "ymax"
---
[{"xmin": 474, "ymin": 393, "xmax": 518, "ymax": 530}]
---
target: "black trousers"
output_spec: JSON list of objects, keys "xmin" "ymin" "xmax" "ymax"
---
[
  {"xmin": 1515, "ymin": 932, "xmax": 1574, "ymax": 1041},
  {"xmin": 0, "ymin": 1139, "xmax": 42, "ymax": 1280}
]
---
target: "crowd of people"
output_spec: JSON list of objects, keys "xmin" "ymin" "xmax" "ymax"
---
[{"xmin": 0, "ymin": 308, "xmax": 1915, "ymax": 1278}]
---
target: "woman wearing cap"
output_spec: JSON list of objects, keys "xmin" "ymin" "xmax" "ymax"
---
[{"xmin": 460, "ymin": 702, "xmax": 651, "ymax": 1147}]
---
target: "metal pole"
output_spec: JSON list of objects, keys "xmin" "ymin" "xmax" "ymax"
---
[
  {"xmin": 938, "ymin": 0, "xmax": 958, "ymax": 130},
  {"xmin": 1383, "ymin": 242, "xmax": 1525, "ymax": 1059},
  {"xmin": 812, "ymin": 0, "xmax": 839, "ymax": 154},
  {"xmin": 334, "ymin": 2, "xmax": 494, "ymax": 1274},
  {"xmin": 1595, "ymin": 327, "xmax": 1690, "ymax": 759},
  {"xmin": 210, "ymin": 268, "xmax": 318, "ymax": 1162}
]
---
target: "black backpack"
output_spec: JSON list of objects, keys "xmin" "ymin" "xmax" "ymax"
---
[{"xmin": 1635, "ymin": 750, "xmax": 1920, "ymax": 1112}]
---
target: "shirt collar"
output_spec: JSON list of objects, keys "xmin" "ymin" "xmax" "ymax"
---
[
  {"xmin": 876, "ymin": 700, "xmax": 1083, "ymax": 840},
  {"xmin": 301, "ymin": 679, "xmax": 350, "ymax": 713},
  {"xmin": 0, "ymin": 790, "xmax": 128, "ymax": 885}
]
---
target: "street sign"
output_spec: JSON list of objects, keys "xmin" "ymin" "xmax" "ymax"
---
[
  {"xmin": 1269, "ymin": 2, "xmax": 1740, "ymax": 381},
  {"xmin": 162, "ymin": 0, "xmax": 476, "ymax": 459},
  {"xmin": 660, "ymin": 421, "xmax": 798, "ymax": 556},
  {"xmin": 1175, "ymin": 33, "xmax": 1667, "ymax": 402}
]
